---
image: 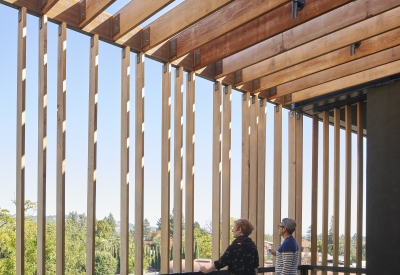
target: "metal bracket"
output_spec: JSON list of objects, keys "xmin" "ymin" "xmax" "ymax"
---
[
  {"xmin": 188, "ymin": 73, "xmax": 191, "ymax": 81},
  {"xmin": 122, "ymin": 48, "xmax": 125, "ymax": 59},
  {"xmin": 259, "ymin": 99, "xmax": 264, "ymax": 107},
  {"xmin": 290, "ymin": 110, "xmax": 294, "ymax": 117},
  {"xmin": 79, "ymin": 0, "xmax": 86, "ymax": 23},
  {"xmin": 234, "ymin": 70, "xmax": 242, "ymax": 83},
  {"xmin": 269, "ymin": 87, "xmax": 277, "ymax": 97},
  {"xmin": 251, "ymin": 95, "xmax": 256, "ymax": 104},
  {"xmin": 176, "ymin": 68, "xmax": 179, "ymax": 77},
  {"xmin": 292, "ymin": 0, "xmax": 305, "ymax": 19},
  {"xmin": 252, "ymin": 79, "xmax": 260, "ymax": 90},
  {"xmin": 18, "ymin": 9, "xmax": 22, "ymax": 22},
  {"xmin": 296, "ymin": 111, "xmax": 301, "ymax": 120},
  {"xmin": 142, "ymin": 27, "xmax": 150, "ymax": 48},
  {"xmin": 224, "ymin": 86, "xmax": 228, "ymax": 95},
  {"xmin": 112, "ymin": 14, "xmax": 120, "ymax": 37},
  {"xmin": 91, "ymin": 36, "xmax": 94, "ymax": 48},
  {"xmin": 163, "ymin": 63, "xmax": 167, "ymax": 73},
  {"xmin": 284, "ymin": 93, "xmax": 292, "ymax": 102},
  {"xmin": 58, "ymin": 24, "xmax": 62, "ymax": 36},
  {"xmin": 243, "ymin": 93, "xmax": 247, "ymax": 101},
  {"xmin": 275, "ymin": 105, "xmax": 279, "ymax": 112},
  {"xmin": 214, "ymin": 82, "xmax": 219, "ymax": 91},
  {"xmin": 194, "ymin": 49, "xmax": 201, "ymax": 67},
  {"xmin": 39, "ymin": 17, "xmax": 42, "ymax": 29},
  {"xmin": 350, "ymin": 41, "xmax": 361, "ymax": 56},
  {"xmin": 137, "ymin": 54, "xmax": 141, "ymax": 64},
  {"xmin": 169, "ymin": 38, "xmax": 177, "ymax": 58},
  {"xmin": 215, "ymin": 60, "xmax": 223, "ymax": 75}
]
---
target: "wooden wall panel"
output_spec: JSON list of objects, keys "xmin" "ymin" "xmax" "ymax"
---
[
  {"xmin": 160, "ymin": 62, "xmax": 171, "ymax": 274},
  {"xmin": 185, "ymin": 71, "xmax": 195, "ymax": 271},
  {"xmin": 221, "ymin": 85, "xmax": 232, "ymax": 251},
  {"xmin": 120, "ymin": 46, "xmax": 130, "ymax": 275},
  {"xmin": 16, "ymin": 7, "xmax": 27, "ymax": 275},
  {"xmin": 212, "ymin": 81, "xmax": 222, "ymax": 261},
  {"xmin": 86, "ymin": 33, "xmax": 99, "ymax": 275},
  {"xmin": 56, "ymin": 21, "xmax": 67, "ymax": 275},
  {"xmin": 241, "ymin": 92, "xmax": 250, "ymax": 219},
  {"xmin": 173, "ymin": 66, "xmax": 184, "ymax": 273},
  {"xmin": 135, "ymin": 52, "xmax": 145, "ymax": 275},
  {"xmin": 37, "ymin": 14, "xmax": 48, "ymax": 275}
]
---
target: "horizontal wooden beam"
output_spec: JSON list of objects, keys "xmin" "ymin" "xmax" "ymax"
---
[
  {"xmin": 193, "ymin": 0, "xmax": 353, "ymax": 71},
  {"xmin": 261, "ymin": 27, "xmax": 400, "ymax": 98},
  {"xmin": 174, "ymin": 0, "xmax": 291, "ymax": 61},
  {"xmin": 288, "ymin": 59, "xmax": 400, "ymax": 104},
  {"xmin": 142, "ymin": 0, "xmax": 234, "ymax": 52},
  {"xmin": 218, "ymin": 0, "xmax": 400, "ymax": 78},
  {"xmin": 112, "ymin": 0, "xmax": 173, "ymax": 41},
  {"xmin": 79, "ymin": 0, "xmax": 116, "ymax": 28},
  {"xmin": 42, "ymin": 0, "xmax": 59, "ymax": 14},
  {"xmin": 240, "ymin": 6, "xmax": 400, "ymax": 85},
  {"xmin": 274, "ymin": 45, "xmax": 400, "ymax": 100}
]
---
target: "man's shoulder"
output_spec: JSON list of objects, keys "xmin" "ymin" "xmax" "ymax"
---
[{"xmin": 278, "ymin": 236, "xmax": 298, "ymax": 253}]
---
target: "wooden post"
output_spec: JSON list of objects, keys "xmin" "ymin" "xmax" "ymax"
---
[
  {"xmin": 120, "ymin": 46, "xmax": 130, "ymax": 275},
  {"xmin": 311, "ymin": 114, "xmax": 319, "ymax": 271},
  {"xmin": 56, "ymin": 21, "xmax": 67, "ymax": 275},
  {"xmin": 322, "ymin": 111, "xmax": 329, "ymax": 274},
  {"xmin": 173, "ymin": 66, "xmax": 184, "ymax": 273},
  {"xmin": 16, "ymin": 7, "xmax": 27, "ymax": 275},
  {"xmin": 135, "ymin": 52, "xmax": 145, "ymax": 275},
  {"xmin": 185, "ymin": 71, "xmax": 195, "ymax": 271},
  {"xmin": 86, "ymin": 34, "xmax": 99, "ymax": 275},
  {"xmin": 221, "ymin": 85, "xmax": 232, "ymax": 251},
  {"xmin": 356, "ymin": 102, "xmax": 364, "ymax": 273},
  {"xmin": 273, "ymin": 104, "xmax": 282, "ymax": 261},
  {"xmin": 333, "ymin": 108, "xmax": 340, "ymax": 274},
  {"xmin": 37, "ymin": 13, "xmax": 47, "ymax": 275},
  {"xmin": 344, "ymin": 105, "xmax": 352, "ymax": 273},
  {"xmin": 295, "ymin": 112, "xmax": 303, "ymax": 260},
  {"xmin": 241, "ymin": 92, "xmax": 250, "ymax": 219},
  {"xmin": 249, "ymin": 94, "xmax": 258, "ymax": 241},
  {"xmin": 160, "ymin": 62, "xmax": 171, "ymax": 274},
  {"xmin": 212, "ymin": 81, "xmax": 222, "ymax": 261},
  {"xmin": 257, "ymin": 97, "xmax": 266, "ymax": 266},
  {"xmin": 288, "ymin": 111, "xmax": 296, "ymax": 219}
]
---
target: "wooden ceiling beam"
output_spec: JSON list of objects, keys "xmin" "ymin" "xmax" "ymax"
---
[
  {"xmin": 112, "ymin": 0, "xmax": 173, "ymax": 41},
  {"xmin": 239, "ymin": 6, "xmax": 400, "ymax": 85},
  {"xmin": 258, "ymin": 27, "xmax": 400, "ymax": 97},
  {"xmin": 172, "ymin": 0, "xmax": 291, "ymax": 61},
  {"xmin": 287, "ymin": 59, "xmax": 400, "ymax": 104},
  {"xmin": 191, "ymin": 0, "xmax": 353, "ymax": 71},
  {"xmin": 41, "ymin": 0, "xmax": 59, "ymax": 14},
  {"xmin": 78, "ymin": 0, "xmax": 116, "ymax": 28},
  {"xmin": 218, "ymin": 0, "xmax": 400, "ymax": 79},
  {"xmin": 269, "ymin": 45, "xmax": 400, "ymax": 101},
  {"xmin": 142, "ymin": 0, "xmax": 234, "ymax": 52}
]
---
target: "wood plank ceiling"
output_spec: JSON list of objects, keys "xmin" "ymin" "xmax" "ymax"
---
[{"xmin": 2, "ymin": 0, "xmax": 400, "ymax": 107}]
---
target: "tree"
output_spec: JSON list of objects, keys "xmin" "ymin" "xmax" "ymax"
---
[
  {"xmin": 305, "ymin": 225, "xmax": 311, "ymax": 241},
  {"xmin": 156, "ymin": 209, "xmax": 184, "ymax": 238},
  {"xmin": 144, "ymin": 219, "xmax": 151, "ymax": 241}
]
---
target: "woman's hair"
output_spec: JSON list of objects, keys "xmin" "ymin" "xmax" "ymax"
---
[
  {"xmin": 281, "ymin": 218, "xmax": 297, "ymax": 234},
  {"xmin": 235, "ymin": 219, "xmax": 255, "ymax": 236}
]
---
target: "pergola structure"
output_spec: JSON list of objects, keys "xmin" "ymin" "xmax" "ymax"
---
[{"xmin": 2, "ymin": 0, "xmax": 400, "ymax": 274}]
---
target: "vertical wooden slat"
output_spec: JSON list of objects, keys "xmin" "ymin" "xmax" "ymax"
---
[
  {"xmin": 135, "ymin": 52, "xmax": 145, "ymax": 275},
  {"xmin": 322, "ymin": 111, "xmax": 329, "ymax": 273},
  {"xmin": 311, "ymin": 114, "xmax": 319, "ymax": 269},
  {"xmin": 333, "ymin": 108, "xmax": 340, "ymax": 272},
  {"xmin": 257, "ymin": 98, "xmax": 266, "ymax": 267},
  {"xmin": 173, "ymin": 66, "xmax": 184, "ymax": 273},
  {"xmin": 344, "ymin": 105, "xmax": 352, "ymax": 271},
  {"xmin": 356, "ymin": 102, "xmax": 364, "ymax": 271},
  {"xmin": 16, "ymin": 7, "xmax": 27, "ymax": 275},
  {"xmin": 160, "ymin": 62, "xmax": 171, "ymax": 274},
  {"xmin": 185, "ymin": 71, "xmax": 195, "ymax": 271},
  {"xmin": 249, "ymin": 94, "xmax": 258, "ymax": 242},
  {"xmin": 273, "ymin": 104, "xmax": 282, "ymax": 258},
  {"xmin": 37, "ymin": 14, "xmax": 47, "ymax": 275},
  {"xmin": 56, "ymin": 21, "xmax": 67, "ymax": 275},
  {"xmin": 241, "ymin": 92, "xmax": 250, "ymax": 219},
  {"xmin": 295, "ymin": 112, "xmax": 303, "ymax": 260},
  {"xmin": 221, "ymin": 85, "xmax": 232, "ymax": 251},
  {"xmin": 120, "ymin": 46, "xmax": 130, "ymax": 275},
  {"xmin": 212, "ymin": 81, "xmax": 222, "ymax": 261},
  {"xmin": 288, "ymin": 111, "xmax": 296, "ymax": 219},
  {"xmin": 86, "ymin": 34, "xmax": 99, "ymax": 275}
]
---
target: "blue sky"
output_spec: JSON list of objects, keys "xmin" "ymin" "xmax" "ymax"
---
[{"xmin": 0, "ymin": 1, "xmax": 366, "ymax": 236}]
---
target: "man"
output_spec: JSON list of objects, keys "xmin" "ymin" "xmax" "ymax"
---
[{"xmin": 269, "ymin": 218, "xmax": 299, "ymax": 275}]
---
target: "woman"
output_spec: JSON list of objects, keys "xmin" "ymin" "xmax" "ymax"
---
[{"xmin": 200, "ymin": 219, "xmax": 259, "ymax": 275}]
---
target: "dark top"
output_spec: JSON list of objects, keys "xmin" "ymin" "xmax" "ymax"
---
[{"xmin": 214, "ymin": 236, "xmax": 259, "ymax": 275}]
